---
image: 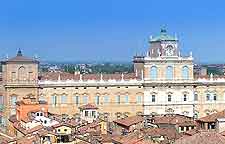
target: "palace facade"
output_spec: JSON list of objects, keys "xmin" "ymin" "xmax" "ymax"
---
[{"xmin": 0, "ymin": 28, "xmax": 225, "ymax": 127}]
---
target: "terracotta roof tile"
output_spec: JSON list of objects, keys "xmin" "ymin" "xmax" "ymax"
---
[
  {"xmin": 152, "ymin": 114, "xmax": 196, "ymax": 126},
  {"xmin": 175, "ymin": 131, "xmax": 225, "ymax": 144},
  {"xmin": 198, "ymin": 110, "xmax": 225, "ymax": 122},
  {"xmin": 112, "ymin": 132, "xmax": 152, "ymax": 144},
  {"xmin": 142, "ymin": 127, "xmax": 181, "ymax": 140},
  {"xmin": 182, "ymin": 129, "xmax": 199, "ymax": 136},
  {"xmin": 113, "ymin": 116, "xmax": 144, "ymax": 127}
]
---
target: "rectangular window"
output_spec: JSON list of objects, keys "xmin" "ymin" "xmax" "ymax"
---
[
  {"xmin": 184, "ymin": 94, "xmax": 187, "ymax": 101},
  {"xmin": 75, "ymin": 96, "xmax": 79, "ymax": 105},
  {"xmin": 213, "ymin": 94, "xmax": 217, "ymax": 101},
  {"xmin": 11, "ymin": 96, "xmax": 17, "ymax": 106},
  {"xmin": 95, "ymin": 96, "xmax": 100, "ymax": 105},
  {"xmin": 124, "ymin": 95, "xmax": 129, "ymax": 104},
  {"xmin": 206, "ymin": 93, "xmax": 210, "ymax": 101},
  {"xmin": 152, "ymin": 95, "xmax": 156, "ymax": 102},
  {"xmin": 61, "ymin": 95, "xmax": 67, "ymax": 104},
  {"xmin": 11, "ymin": 72, "xmax": 16, "ymax": 80},
  {"xmin": 51, "ymin": 95, "xmax": 57, "ymax": 105},
  {"xmin": 168, "ymin": 95, "xmax": 172, "ymax": 102},
  {"xmin": 136, "ymin": 96, "xmax": 142, "ymax": 104},
  {"xmin": 116, "ymin": 96, "xmax": 120, "ymax": 104},
  {"xmin": 85, "ymin": 111, "xmax": 88, "ymax": 117},
  {"xmin": 104, "ymin": 96, "xmax": 109, "ymax": 104},
  {"xmin": 92, "ymin": 111, "xmax": 96, "ymax": 118},
  {"xmin": 83, "ymin": 96, "xmax": 88, "ymax": 104},
  {"xmin": 28, "ymin": 72, "xmax": 33, "ymax": 80}
]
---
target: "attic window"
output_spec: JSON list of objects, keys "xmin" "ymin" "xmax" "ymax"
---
[
  {"xmin": 44, "ymin": 120, "xmax": 47, "ymax": 124},
  {"xmin": 64, "ymin": 129, "xmax": 67, "ymax": 132},
  {"xmin": 40, "ymin": 113, "xmax": 43, "ymax": 116},
  {"xmin": 58, "ymin": 129, "xmax": 60, "ymax": 132},
  {"xmin": 36, "ymin": 113, "xmax": 39, "ymax": 116}
]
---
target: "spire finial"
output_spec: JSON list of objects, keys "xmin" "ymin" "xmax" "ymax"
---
[{"xmin": 17, "ymin": 48, "xmax": 22, "ymax": 56}]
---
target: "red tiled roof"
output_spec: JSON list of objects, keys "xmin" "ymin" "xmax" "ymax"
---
[
  {"xmin": 52, "ymin": 123, "xmax": 71, "ymax": 129},
  {"xmin": 77, "ymin": 121, "xmax": 101, "ymax": 134},
  {"xmin": 79, "ymin": 103, "xmax": 98, "ymax": 110},
  {"xmin": 182, "ymin": 129, "xmax": 199, "ymax": 136},
  {"xmin": 39, "ymin": 72, "xmax": 139, "ymax": 81},
  {"xmin": 174, "ymin": 131, "xmax": 225, "ymax": 144},
  {"xmin": 198, "ymin": 110, "xmax": 225, "ymax": 122},
  {"xmin": 112, "ymin": 132, "xmax": 152, "ymax": 144},
  {"xmin": 142, "ymin": 127, "xmax": 181, "ymax": 140},
  {"xmin": 152, "ymin": 114, "xmax": 196, "ymax": 126},
  {"xmin": 113, "ymin": 116, "xmax": 144, "ymax": 127},
  {"xmin": 65, "ymin": 118, "xmax": 79, "ymax": 127}
]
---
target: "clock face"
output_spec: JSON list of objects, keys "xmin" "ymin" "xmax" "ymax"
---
[{"xmin": 165, "ymin": 45, "xmax": 174, "ymax": 56}]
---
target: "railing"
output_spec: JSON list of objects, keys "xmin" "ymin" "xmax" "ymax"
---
[
  {"xmin": 38, "ymin": 79, "xmax": 143, "ymax": 85},
  {"xmin": 144, "ymin": 78, "xmax": 194, "ymax": 83}
]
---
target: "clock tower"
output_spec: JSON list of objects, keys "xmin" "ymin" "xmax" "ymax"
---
[
  {"xmin": 149, "ymin": 28, "xmax": 178, "ymax": 57},
  {"xmin": 139, "ymin": 27, "xmax": 195, "ymax": 117}
]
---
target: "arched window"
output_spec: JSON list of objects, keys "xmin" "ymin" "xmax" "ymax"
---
[
  {"xmin": 18, "ymin": 66, "xmax": 26, "ymax": 81},
  {"xmin": 150, "ymin": 66, "xmax": 157, "ymax": 80},
  {"xmin": 182, "ymin": 66, "xmax": 189, "ymax": 79},
  {"xmin": 166, "ymin": 66, "xmax": 173, "ymax": 80}
]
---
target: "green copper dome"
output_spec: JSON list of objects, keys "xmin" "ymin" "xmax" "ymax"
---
[{"xmin": 150, "ymin": 28, "xmax": 177, "ymax": 42}]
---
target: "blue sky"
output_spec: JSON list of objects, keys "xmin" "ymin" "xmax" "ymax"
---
[{"xmin": 0, "ymin": 0, "xmax": 225, "ymax": 63}]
